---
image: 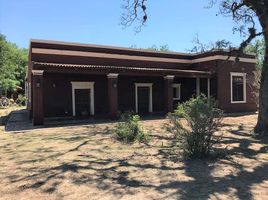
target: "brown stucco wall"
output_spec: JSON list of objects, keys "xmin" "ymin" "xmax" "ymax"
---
[
  {"xmin": 28, "ymin": 40, "xmax": 258, "ymax": 122},
  {"xmin": 32, "ymin": 53, "xmax": 192, "ymax": 70},
  {"xmin": 42, "ymin": 73, "xmax": 199, "ymax": 118},
  {"xmin": 216, "ymin": 61, "xmax": 257, "ymax": 112},
  {"xmin": 43, "ymin": 73, "xmax": 108, "ymax": 117},
  {"xmin": 117, "ymin": 76, "xmax": 164, "ymax": 114},
  {"xmin": 117, "ymin": 76, "xmax": 198, "ymax": 114}
]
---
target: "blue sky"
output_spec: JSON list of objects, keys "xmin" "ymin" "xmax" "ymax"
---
[{"xmin": 0, "ymin": 0, "xmax": 261, "ymax": 52}]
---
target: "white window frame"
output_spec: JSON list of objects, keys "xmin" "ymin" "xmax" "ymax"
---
[
  {"xmin": 71, "ymin": 82, "xmax": 95, "ymax": 116},
  {"xmin": 172, "ymin": 84, "xmax": 181, "ymax": 100},
  {"xmin": 135, "ymin": 83, "xmax": 153, "ymax": 113},
  {"xmin": 230, "ymin": 72, "xmax": 246, "ymax": 104}
]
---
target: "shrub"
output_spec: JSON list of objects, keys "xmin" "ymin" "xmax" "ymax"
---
[
  {"xmin": 113, "ymin": 112, "xmax": 150, "ymax": 143},
  {"xmin": 0, "ymin": 97, "xmax": 9, "ymax": 107},
  {"xmin": 166, "ymin": 95, "xmax": 223, "ymax": 159},
  {"xmin": 15, "ymin": 94, "xmax": 26, "ymax": 106}
]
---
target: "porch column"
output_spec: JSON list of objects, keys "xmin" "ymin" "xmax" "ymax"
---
[
  {"xmin": 164, "ymin": 75, "xmax": 175, "ymax": 113},
  {"xmin": 32, "ymin": 70, "xmax": 44, "ymax": 125},
  {"xmin": 196, "ymin": 77, "xmax": 200, "ymax": 96},
  {"xmin": 107, "ymin": 73, "xmax": 118, "ymax": 119}
]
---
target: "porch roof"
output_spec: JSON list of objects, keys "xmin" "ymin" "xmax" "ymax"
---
[{"xmin": 33, "ymin": 62, "xmax": 213, "ymax": 78}]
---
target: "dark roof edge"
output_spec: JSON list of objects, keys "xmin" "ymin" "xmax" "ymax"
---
[
  {"xmin": 30, "ymin": 39, "xmax": 193, "ymax": 56},
  {"xmin": 30, "ymin": 39, "xmax": 256, "ymax": 59}
]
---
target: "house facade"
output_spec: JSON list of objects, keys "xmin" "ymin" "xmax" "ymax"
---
[{"xmin": 27, "ymin": 39, "xmax": 257, "ymax": 125}]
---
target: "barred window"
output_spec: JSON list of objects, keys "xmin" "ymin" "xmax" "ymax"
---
[{"xmin": 231, "ymin": 73, "xmax": 246, "ymax": 103}]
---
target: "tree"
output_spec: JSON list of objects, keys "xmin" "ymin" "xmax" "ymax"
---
[
  {"xmin": 189, "ymin": 34, "xmax": 233, "ymax": 53},
  {"xmin": 121, "ymin": 0, "xmax": 268, "ymax": 135},
  {"xmin": 245, "ymin": 39, "xmax": 264, "ymax": 107},
  {"xmin": 0, "ymin": 34, "xmax": 27, "ymax": 97},
  {"xmin": 130, "ymin": 44, "xmax": 171, "ymax": 52},
  {"xmin": 246, "ymin": 39, "xmax": 265, "ymax": 69}
]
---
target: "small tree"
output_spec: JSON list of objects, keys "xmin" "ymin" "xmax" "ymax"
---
[
  {"xmin": 113, "ymin": 112, "xmax": 150, "ymax": 143},
  {"xmin": 166, "ymin": 95, "xmax": 223, "ymax": 159}
]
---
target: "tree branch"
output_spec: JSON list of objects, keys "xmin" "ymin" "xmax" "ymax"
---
[
  {"xmin": 121, "ymin": 0, "xmax": 147, "ymax": 32},
  {"xmin": 230, "ymin": 29, "xmax": 264, "ymax": 62}
]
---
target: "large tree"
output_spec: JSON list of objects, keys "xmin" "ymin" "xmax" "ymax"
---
[
  {"xmin": 121, "ymin": 0, "xmax": 268, "ymax": 135},
  {"xmin": 0, "ymin": 34, "xmax": 27, "ymax": 96}
]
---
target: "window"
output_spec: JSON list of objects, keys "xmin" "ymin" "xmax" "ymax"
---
[
  {"xmin": 173, "ymin": 84, "xmax": 181, "ymax": 100},
  {"xmin": 231, "ymin": 73, "xmax": 246, "ymax": 103}
]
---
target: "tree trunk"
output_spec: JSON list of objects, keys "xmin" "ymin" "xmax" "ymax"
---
[{"xmin": 254, "ymin": 29, "xmax": 268, "ymax": 135}]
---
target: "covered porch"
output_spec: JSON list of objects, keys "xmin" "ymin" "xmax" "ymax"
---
[{"xmin": 31, "ymin": 62, "xmax": 213, "ymax": 125}]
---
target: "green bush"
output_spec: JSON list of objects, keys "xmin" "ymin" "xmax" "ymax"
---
[
  {"xmin": 113, "ymin": 112, "xmax": 150, "ymax": 143},
  {"xmin": 166, "ymin": 95, "xmax": 223, "ymax": 159},
  {"xmin": 15, "ymin": 94, "xmax": 26, "ymax": 106}
]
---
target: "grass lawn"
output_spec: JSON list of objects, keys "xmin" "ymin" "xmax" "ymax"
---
[{"xmin": 0, "ymin": 113, "xmax": 267, "ymax": 200}]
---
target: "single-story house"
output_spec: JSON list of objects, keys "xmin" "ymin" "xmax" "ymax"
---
[{"xmin": 27, "ymin": 39, "xmax": 257, "ymax": 125}]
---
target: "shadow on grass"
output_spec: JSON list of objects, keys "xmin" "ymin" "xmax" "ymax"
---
[{"xmin": 3, "ymin": 125, "xmax": 268, "ymax": 199}]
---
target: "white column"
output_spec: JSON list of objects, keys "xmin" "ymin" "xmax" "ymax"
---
[
  {"xmin": 196, "ymin": 77, "xmax": 200, "ymax": 96},
  {"xmin": 207, "ymin": 78, "xmax": 210, "ymax": 98}
]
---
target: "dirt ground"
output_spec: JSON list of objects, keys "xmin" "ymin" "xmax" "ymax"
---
[{"xmin": 0, "ymin": 112, "xmax": 267, "ymax": 200}]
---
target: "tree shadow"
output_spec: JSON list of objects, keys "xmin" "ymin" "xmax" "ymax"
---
[{"xmin": 3, "ymin": 124, "xmax": 268, "ymax": 199}]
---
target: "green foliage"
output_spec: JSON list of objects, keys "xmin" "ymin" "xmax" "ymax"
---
[
  {"xmin": 245, "ymin": 39, "xmax": 265, "ymax": 69},
  {"xmin": 146, "ymin": 44, "xmax": 171, "ymax": 52},
  {"xmin": 0, "ymin": 79, "xmax": 19, "ymax": 94},
  {"xmin": 0, "ymin": 34, "xmax": 27, "ymax": 96},
  {"xmin": 130, "ymin": 44, "xmax": 171, "ymax": 52},
  {"xmin": 166, "ymin": 95, "xmax": 223, "ymax": 159},
  {"xmin": 15, "ymin": 94, "xmax": 26, "ymax": 106},
  {"xmin": 244, "ymin": 39, "xmax": 264, "ymax": 106},
  {"xmin": 113, "ymin": 112, "xmax": 150, "ymax": 143}
]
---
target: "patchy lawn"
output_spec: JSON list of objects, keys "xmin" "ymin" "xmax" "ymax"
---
[
  {"xmin": 0, "ymin": 106, "xmax": 25, "ymax": 117},
  {"xmin": 0, "ymin": 114, "xmax": 267, "ymax": 200}
]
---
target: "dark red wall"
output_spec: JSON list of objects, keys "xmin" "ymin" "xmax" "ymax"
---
[
  {"xmin": 43, "ymin": 73, "xmax": 108, "ymax": 117},
  {"xmin": 118, "ymin": 76, "xmax": 164, "ymax": 113},
  {"xmin": 29, "ymin": 40, "xmax": 258, "ymax": 118},
  {"xmin": 38, "ymin": 65, "xmax": 258, "ymax": 118},
  {"xmin": 42, "ymin": 73, "xmax": 199, "ymax": 118},
  {"xmin": 32, "ymin": 53, "xmax": 192, "ymax": 70},
  {"xmin": 217, "ymin": 61, "xmax": 257, "ymax": 112}
]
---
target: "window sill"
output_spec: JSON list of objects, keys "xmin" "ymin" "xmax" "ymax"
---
[{"xmin": 231, "ymin": 101, "xmax": 246, "ymax": 104}]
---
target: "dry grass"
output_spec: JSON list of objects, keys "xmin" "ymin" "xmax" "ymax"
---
[
  {"xmin": 0, "ymin": 114, "xmax": 267, "ymax": 200},
  {"xmin": 0, "ymin": 106, "xmax": 25, "ymax": 117},
  {"xmin": 0, "ymin": 106, "xmax": 25, "ymax": 130}
]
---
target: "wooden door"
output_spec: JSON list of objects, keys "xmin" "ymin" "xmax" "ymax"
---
[
  {"xmin": 137, "ymin": 87, "xmax": 150, "ymax": 114},
  {"xmin": 75, "ymin": 89, "xmax": 91, "ymax": 117}
]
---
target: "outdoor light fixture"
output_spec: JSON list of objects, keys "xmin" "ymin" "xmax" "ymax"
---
[
  {"xmin": 52, "ymin": 83, "xmax": 56, "ymax": 88},
  {"xmin": 112, "ymin": 81, "xmax": 117, "ymax": 88},
  {"xmin": 36, "ymin": 79, "xmax": 41, "ymax": 88}
]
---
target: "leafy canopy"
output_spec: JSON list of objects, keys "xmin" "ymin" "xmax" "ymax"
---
[{"xmin": 0, "ymin": 34, "xmax": 28, "ymax": 96}]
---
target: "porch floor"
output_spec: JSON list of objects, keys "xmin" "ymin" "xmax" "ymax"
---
[{"xmin": 5, "ymin": 109, "xmax": 165, "ymax": 132}]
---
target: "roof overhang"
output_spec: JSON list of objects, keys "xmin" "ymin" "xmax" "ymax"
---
[{"xmin": 33, "ymin": 62, "xmax": 213, "ymax": 78}]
